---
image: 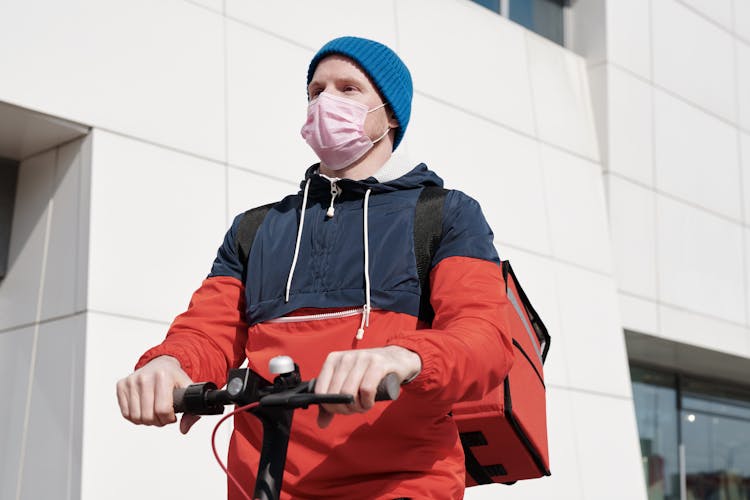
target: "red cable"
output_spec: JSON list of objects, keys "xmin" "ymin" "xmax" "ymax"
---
[{"xmin": 211, "ymin": 402, "xmax": 260, "ymax": 500}]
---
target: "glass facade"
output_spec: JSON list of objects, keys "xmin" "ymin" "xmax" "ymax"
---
[
  {"xmin": 509, "ymin": 0, "xmax": 565, "ymax": 45},
  {"xmin": 632, "ymin": 367, "xmax": 681, "ymax": 499},
  {"xmin": 469, "ymin": 0, "xmax": 566, "ymax": 46},
  {"xmin": 472, "ymin": 0, "xmax": 501, "ymax": 13},
  {"xmin": 632, "ymin": 365, "xmax": 750, "ymax": 500}
]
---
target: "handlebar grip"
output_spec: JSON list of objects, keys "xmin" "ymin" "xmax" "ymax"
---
[
  {"xmin": 173, "ymin": 387, "xmax": 187, "ymax": 413},
  {"xmin": 374, "ymin": 373, "xmax": 400, "ymax": 401},
  {"xmin": 172, "ymin": 382, "xmax": 224, "ymax": 415}
]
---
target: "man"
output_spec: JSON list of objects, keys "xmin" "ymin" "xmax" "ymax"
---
[{"xmin": 117, "ymin": 36, "xmax": 514, "ymax": 499}]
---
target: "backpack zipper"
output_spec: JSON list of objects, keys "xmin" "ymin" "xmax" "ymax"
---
[{"xmin": 266, "ymin": 307, "xmax": 369, "ymax": 323}]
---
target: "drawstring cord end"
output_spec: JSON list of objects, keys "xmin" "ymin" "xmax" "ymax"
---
[{"xmin": 355, "ymin": 304, "xmax": 370, "ymax": 341}]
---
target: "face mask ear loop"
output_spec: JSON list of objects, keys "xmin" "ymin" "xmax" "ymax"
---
[
  {"xmin": 367, "ymin": 102, "xmax": 389, "ymax": 145},
  {"xmin": 371, "ymin": 126, "xmax": 391, "ymax": 145},
  {"xmin": 368, "ymin": 102, "xmax": 386, "ymax": 113}
]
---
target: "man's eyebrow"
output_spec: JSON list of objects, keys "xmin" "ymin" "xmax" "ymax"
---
[
  {"xmin": 307, "ymin": 77, "xmax": 370, "ymax": 100},
  {"xmin": 308, "ymin": 75, "xmax": 367, "ymax": 89},
  {"xmin": 336, "ymin": 75, "xmax": 366, "ymax": 87}
]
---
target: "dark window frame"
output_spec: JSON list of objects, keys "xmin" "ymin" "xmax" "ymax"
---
[
  {"xmin": 0, "ymin": 157, "xmax": 19, "ymax": 280},
  {"xmin": 468, "ymin": 0, "xmax": 570, "ymax": 46}
]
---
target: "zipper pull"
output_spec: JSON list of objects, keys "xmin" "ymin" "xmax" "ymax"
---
[{"xmin": 327, "ymin": 182, "xmax": 341, "ymax": 218}]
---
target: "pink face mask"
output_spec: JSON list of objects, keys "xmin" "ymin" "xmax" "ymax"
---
[{"xmin": 300, "ymin": 92, "xmax": 389, "ymax": 170}]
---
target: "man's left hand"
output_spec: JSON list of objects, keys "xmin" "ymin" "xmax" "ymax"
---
[{"xmin": 314, "ymin": 345, "xmax": 421, "ymax": 428}]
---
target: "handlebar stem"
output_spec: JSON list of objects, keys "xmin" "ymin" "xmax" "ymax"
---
[{"xmin": 173, "ymin": 359, "xmax": 399, "ymax": 500}]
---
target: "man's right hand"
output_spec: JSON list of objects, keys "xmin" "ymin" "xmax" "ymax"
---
[{"xmin": 116, "ymin": 355, "xmax": 200, "ymax": 434}]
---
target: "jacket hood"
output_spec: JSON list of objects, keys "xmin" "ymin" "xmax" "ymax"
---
[{"xmin": 299, "ymin": 162, "xmax": 444, "ymax": 197}]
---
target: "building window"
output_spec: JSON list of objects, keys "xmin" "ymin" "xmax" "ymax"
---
[
  {"xmin": 469, "ymin": 0, "xmax": 568, "ymax": 46},
  {"xmin": 0, "ymin": 157, "xmax": 19, "ymax": 280},
  {"xmin": 632, "ymin": 367, "xmax": 681, "ymax": 500},
  {"xmin": 682, "ymin": 379, "xmax": 750, "ymax": 500},
  {"xmin": 473, "ymin": 0, "xmax": 501, "ymax": 13},
  {"xmin": 632, "ymin": 365, "xmax": 750, "ymax": 500}
]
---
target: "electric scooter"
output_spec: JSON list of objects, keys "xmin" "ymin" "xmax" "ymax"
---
[{"xmin": 173, "ymin": 356, "xmax": 400, "ymax": 500}]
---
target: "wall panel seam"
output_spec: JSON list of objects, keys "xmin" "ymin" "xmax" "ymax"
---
[{"xmin": 414, "ymin": 90, "xmax": 601, "ymax": 165}]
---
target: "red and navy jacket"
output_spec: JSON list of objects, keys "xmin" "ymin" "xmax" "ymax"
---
[{"xmin": 137, "ymin": 163, "xmax": 515, "ymax": 500}]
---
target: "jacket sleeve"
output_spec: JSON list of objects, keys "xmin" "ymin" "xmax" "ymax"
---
[
  {"xmin": 386, "ymin": 190, "xmax": 514, "ymax": 404},
  {"xmin": 134, "ymin": 214, "xmax": 249, "ymax": 387}
]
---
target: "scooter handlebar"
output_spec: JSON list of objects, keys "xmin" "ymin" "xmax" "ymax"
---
[{"xmin": 173, "ymin": 372, "xmax": 400, "ymax": 414}]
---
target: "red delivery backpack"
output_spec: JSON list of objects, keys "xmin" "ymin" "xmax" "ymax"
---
[
  {"xmin": 235, "ymin": 185, "xmax": 552, "ymax": 487},
  {"xmin": 414, "ymin": 187, "xmax": 551, "ymax": 486},
  {"xmin": 451, "ymin": 260, "xmax": 551, "ymax": 485}
]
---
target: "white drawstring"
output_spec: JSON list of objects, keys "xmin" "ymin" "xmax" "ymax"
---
[
  {"xmin": 356, "ymin": 189, "xmax": 372, "ymax": 340},
  {"xmin": 285, "ymin": 178, "xmax": 372, "ymax": 339},
  {"xmin": 285, "ymin": 178, "xmax": 311, "ymax": 302}
]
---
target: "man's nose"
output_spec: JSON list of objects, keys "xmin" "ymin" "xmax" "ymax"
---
[{"xmin": 323, "ymin": 85, "xmax": 344, "ymax": 97}]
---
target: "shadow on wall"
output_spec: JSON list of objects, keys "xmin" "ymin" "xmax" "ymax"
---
[{"xmin": 0, "ymin": 157, "xmax": 19, "ymax": 280}]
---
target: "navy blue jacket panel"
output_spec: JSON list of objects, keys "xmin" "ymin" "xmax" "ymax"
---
[{"xmin": 209, "ymin": 163, "xmax": 499, "ymax": 325}]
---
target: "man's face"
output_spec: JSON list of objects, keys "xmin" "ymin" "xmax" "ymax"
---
[{"xmin": 307, "ymin": 55, "xmax": 398, "ymax": 140}]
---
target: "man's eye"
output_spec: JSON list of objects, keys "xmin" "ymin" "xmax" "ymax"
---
[{"xmin": 344, "ymin": 85, "xmax": 358, "ymax": 93}]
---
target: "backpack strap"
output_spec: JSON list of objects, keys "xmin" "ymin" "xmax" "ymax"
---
[
  {"xmin": 414, "ymin": 186, "xmax": 449, "ymax": 324},
  {"xmin": 236, "ymin": 202, "xmax": 276, "ymax": 284}
]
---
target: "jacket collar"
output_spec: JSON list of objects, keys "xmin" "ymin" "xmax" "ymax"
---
[{"xmin": 299, "ymin": 161, "xmax": 444, "ymax": 198}]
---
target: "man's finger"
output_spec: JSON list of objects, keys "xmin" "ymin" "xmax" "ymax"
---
[
  {"xmin": 317, "ymin": 405, "xmax": 334, "ymax": 429},
  {"xmin": 315, "ymin": 351, "xmax": 341, "ymax": 395},
  {"xmin": 116, "ymin": 380, "xmax": 130, "ymax": 419},
  {"xmin": 154, "ymin": 371, "xmax": 176, "ymax": 426},
  {"xmin": 325, "ymin": 352, "xmax": 358, "ymax": 396},
  {"xmin": 339, "ymin": 356, "xmax": 372, "ymax": 412},
  {"xmin": 138, "ymin": 376, "xmax": 156, "ymax": 424},
  {"xmin": 127, "ymin": 379, "xmax": 143, "ymax": 424}
]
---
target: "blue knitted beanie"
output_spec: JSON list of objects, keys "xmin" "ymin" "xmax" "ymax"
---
[{"xmin": 307, "ymin": 36, "xmax": 413, "ymax": 150}]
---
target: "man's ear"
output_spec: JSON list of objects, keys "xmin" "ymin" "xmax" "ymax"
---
[{"xmin": 387, "ymin": 108, "xmax": 400, "ymax": 129}]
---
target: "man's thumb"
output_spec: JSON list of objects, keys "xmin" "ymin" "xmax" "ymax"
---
[
  {"xmin": 316, "ymin": 406, "xmax": 334, "ymax": 429},
  {"xmin": 180, "ymin": 413, "xmax": 201, "ymax": 434},
  {"xmin": 175, "ymin": 371, "xmax": 198, "ymax": 434}
]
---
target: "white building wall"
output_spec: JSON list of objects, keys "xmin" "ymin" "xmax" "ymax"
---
[
  {"xmin": 0, "ymin": 137, "xmax": 89, "ymax": 500},
  {"xmin": 579, "ymin": 0, "xmax": 750, "ymax": 361},
  {"xmin": 0, "ymin": 1, "xmax": 657, "ymax": 499}
]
